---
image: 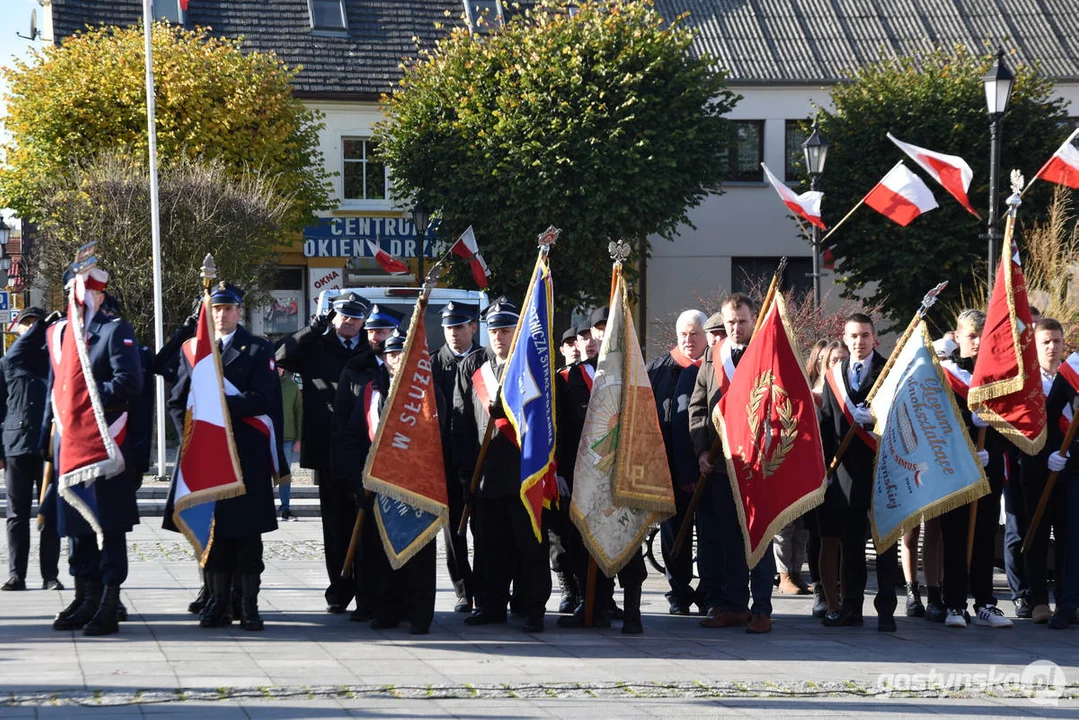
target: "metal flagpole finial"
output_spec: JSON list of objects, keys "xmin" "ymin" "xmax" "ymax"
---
[
  {"xmin": 777, "ymin": 256, "xmax": 788, "ymax": 274},
  {"xmin": 537, "ymin": 225, "xmax": 561, "ymax": 250},
  {"xmin": 200, "ymin": 254, "xmax": 217, "ymax": 281},
  {"xmin": 608, "ymin": 240, "xmax": 631, "ymax": 263},
  {"xmin": 1006, "ymin": 169, "xmax": 1024, "ymax": 215},
  {"xmin": 917, "ymin": 280, "xmax": 949, "ymax": 316}
]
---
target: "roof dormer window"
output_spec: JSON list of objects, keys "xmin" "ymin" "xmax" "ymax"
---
[
  {"xmin": 309, "ymin": 0, "xmax": 348, "ymax": 32},
  {"xmin": 463, "ymin": 1, "xmax": 504, "ymax": 34}
]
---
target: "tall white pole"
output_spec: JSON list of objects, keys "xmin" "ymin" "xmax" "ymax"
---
[{"xmin": 142, "ymin": 2, "xmax": 168, "ymax": 479}]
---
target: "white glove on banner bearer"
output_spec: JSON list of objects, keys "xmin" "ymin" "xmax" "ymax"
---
[
  {"xmin": 971, "ymin": 412, "xmax": 989, "ymax": 428},
  {"xmin": 556, "ymin": 474, "xmax": 570, "ymax": 497},
  {"xmin": 852, "ymin": 406, "xmax": 874, "ymax": 427},
  {"xmin": 976, "ymin": 450, "xmax": 989, "ymax": 468},
  {"xmin": 1048, "ymin": 451, "xmax": 1069, "ymax": 473}
]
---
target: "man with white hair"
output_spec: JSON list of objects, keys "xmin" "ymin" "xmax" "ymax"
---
[{"xmin": 647, "ymin": 309, "xmax": 708, "ymax": 615}]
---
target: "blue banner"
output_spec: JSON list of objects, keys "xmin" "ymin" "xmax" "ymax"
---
[
  {"xmin": 374, "ymin": 493, "xmax": 440, "ymax": 563},
  {"xmin": 501, "ymin": 255, "xmax": 557, "ymax": 541},
  {"xmin": 869, "ymin": 324, "xmax": 990, "ymax": 549}
]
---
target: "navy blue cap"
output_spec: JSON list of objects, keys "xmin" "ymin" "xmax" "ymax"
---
[
  {"xmin": 210, "ymin": 282, "xmax": 244, "ymax": 306},
  {"xmin": 440, "ymin": 301, "xmax": 479, "ymax": 328},
  {"xmin": 561, "ymin": 327, "xmax": 578, "ymax": 345},
  {"xmin": 484, "ymin": 298, "xmax": 520, "ymax": 330},
  {"xmin": 332, "ymin": 292, "xmax": 370, "ymax": 320},
  {"xmin": 589, "ymin": 306, "xmax": 609, "ymax": 328},
  {"xmin": 382, "ymin": 328, "xmax": 407, "ymax": 354},
  {"xmin": 366, "ymin": 304, "xmax": 403, "ymax": 329}
]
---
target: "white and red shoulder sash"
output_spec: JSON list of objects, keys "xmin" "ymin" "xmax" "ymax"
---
[
  {"xmin": 825, "ymin": 362, "xmax": 878, "ymax": 452},
  {"xmin": 472, "ymin": 361, "xmax": 517, "ymax": 444},
  {"xmin": 711, "ymin": 339, "xmax": 737, "ymax": 395},
  {"xmin": 940, "ymin": 359, "xmax": 972, "ymax": 401}
]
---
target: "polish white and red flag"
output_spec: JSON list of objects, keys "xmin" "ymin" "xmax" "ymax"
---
[
  {"xmin": 1033, "ymin": 129, "xmax": 1079, "ymax": 190},
  {"xmin": 864, "ymin": 163, "xmax": 939, "ymax": 227},
  {"xmin": 365, "ymin": 240, "xmax": 409, "ymax": 275},
  {"xmin": 761, "ymin": 163, "xmax": 826, "ymax": 229},
  {"xmin": 450, "ymin": 226, "xmax": 491, "ymax": 289},
  {"xmin": 887, "ymin": 133, "xmax": 979, "ymax": 217}
]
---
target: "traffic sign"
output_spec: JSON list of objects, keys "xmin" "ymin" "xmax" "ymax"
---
[{"xmin": 0, "ymin": 292, "xmax": 8, "ymax": 311}]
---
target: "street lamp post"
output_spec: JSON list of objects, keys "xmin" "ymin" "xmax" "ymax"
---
[
  {"xmin": 802, "ymin": 123, "xmax": 829, "ymax": 309},
  {"xmin": 412, "ymin": 201, "xmax": 428, "ymax": 282},
  {"xmin": 0, "ymin": 217, "xmax": 11, "ymax": 289},
  {"xmin": 983, "ymin": 48, "xmax": 1014, "ymax": 288}
]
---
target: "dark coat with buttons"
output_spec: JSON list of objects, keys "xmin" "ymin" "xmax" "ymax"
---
[{"xmin": 0, "ymin": 319, "xmax": 49, "ymax": 460}]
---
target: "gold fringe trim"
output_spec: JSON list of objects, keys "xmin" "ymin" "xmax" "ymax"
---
[
  {"xmin": 373, "ymin": 498, "xmax": 446, "ymax": 571},
  {"xmin": 569, "ymin": 502, "xmax": 659, "ymax": 579}
]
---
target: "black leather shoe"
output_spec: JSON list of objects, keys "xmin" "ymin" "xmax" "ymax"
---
[
  {"xmin": 454, "ymin": 597, "xmax": 473, "ymax": 613},
  {"xmin": 877, "ymin": 615, "xmax": 897, "ymax": 632},
  {"xmin": 349, "ymin": 608, "xmax": 371, "ymax": 622},
  {"xmin": 370, "ymin": 617, "xmax": 400, "ymax": 630},
  {"xmin": 924, "ymin": 602, "xmax": 947, "ymax": 623},
  {"xmin": 811, "ymin": 585, "xmax": 828, "ymax": 619},
  {"xmin": 822, "ymin": 608, "xmax": 864, "ymax": 627},
  {"xmin": 523, "ymin": 615, "xmax": 544, "ymax": 633},
  {"xmin": 668, "ymin": 601, "xmax": 692, "ymax": 616},
  {"xmin": 42, "ymin": 579, "xmax": 64, "ymax": 591},
  {"xmin": 463, "ymin": 611, "xmax": 506, "ymax": 626},
  {"xmin": 2, "ymin": 577, "xmax": 26, "ymax": 591},
  {"xmin": 326, "ymin": 603, "xmax": 347, "ymax": 614},
  {"xmin": 1048, "ymin": 611, "xmax": 1072, "ymax": 630}
]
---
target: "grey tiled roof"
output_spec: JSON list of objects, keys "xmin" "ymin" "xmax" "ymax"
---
[
  {"xmin": 49, "ymin": 0, "xmax": 467, "ymax": 98},
  {"xmin": 657, "ymin": 0, "xmax": 1079, "ymax": 83},
  {"xmin": 49, "ymin": 1, "xmax": 1079, "ymax": 93}
]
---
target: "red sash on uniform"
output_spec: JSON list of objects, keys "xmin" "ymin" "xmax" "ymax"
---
[
  {"xmin": 579, "ymin": 361, "xmax": 595, "ymax": 391},
  {"xmin": 824, "ymin": 362, "xmax": 878, "ymax": 452},
  {"xmin": 362, "ymin": 381, "xmax": 381, "ymax": 442},
  {"xmin": 1056, "ymin": 353, "xmax": 1079, "ymax": 435},
  {"xmin": 711, "ymin": 339, "xmax": 738, "ymax": 395},
  {"xmin": 472, "ymin": 362, "xmax": 517, "ymax": 444},
  {"xmin": 940, "ymin": 359, "xmax": 972, "ymax": 401}
]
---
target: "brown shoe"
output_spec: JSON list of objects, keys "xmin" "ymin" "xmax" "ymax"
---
[
  {"xmin": 746, "ymin": 613, "xmax": 772, "ymax": 634},
  {"xmin": 1032, "ymin": 604, "xmax": 1052, "ymax": 624},
  {"xmin": 777, "ymin": 573, "xmax": 803, "ymax": 595},
  {"xmin": 700, "ymin": 609, "xmax": 751, "ymax": 628}
]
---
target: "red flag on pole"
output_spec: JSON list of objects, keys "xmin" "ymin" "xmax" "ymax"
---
[
  {"xmin": 713, "ymin": 293, "xmax": 827, "ymax": 567},
  {"xmin": 968, "ymin": 241, "xmax": 1047, "ymax": 454},
  {"xmin": 761, "ymin": 163, "xmax": 826, "ymax": 229},
  {"xmin": 449, "ymin": 226, "xmax": 491, "ymax": 289},
  {"xmin": 864, "ymin": 163, "xmax": 939, "ymax": 227},
  {"xmin": 365, "ymin": 240, "xmax": 410, "ymax": 275}
]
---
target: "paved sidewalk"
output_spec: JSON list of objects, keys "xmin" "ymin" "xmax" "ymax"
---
[{"xmin": 1, "ymin": 522, "xmax": 1077, "ymax": 718}]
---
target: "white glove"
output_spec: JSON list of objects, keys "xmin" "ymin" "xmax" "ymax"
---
[
  {"xmin": 556, "ymin": 473, "xmax": 570, "ymax": 497},
  {"xmin": 976, "ymin": 449, "xmax": 989, "ymax": 468},
  {"xmin": 1048, "ymin": 451, "xmax": 1069, "ymax": 473},
  {"xmin": 852, "ymin": 406, "xmax": 874, "ymax": 427},
  {"xmin": 971, "ymin": 412, "xmax": 989, "ymax": 428}
]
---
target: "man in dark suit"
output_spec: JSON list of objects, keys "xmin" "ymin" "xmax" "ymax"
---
[
  {"xmin": 1, "ymin": 307, "xmax": 61, "ymax": 592},
  {"xmin": 166, "ymin": 283, "xmax": 280, "ymax": 631},
  {"xmin": 275, "ymin": 291, "xmax": 376, "ymax": 614},
  {"xmin": 50, "ymin": 268, "xmax": 144, "ymax": 636},
  {"xmin": 430, "ymin": 302, "xmax": 482, "ymax": 613},
  {"xmin": 817, "ymin": 312, "xmax": 899, "ymax": 632}
]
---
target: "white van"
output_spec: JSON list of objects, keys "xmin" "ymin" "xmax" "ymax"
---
[{"xmin": 315, "ymin": 287, "xmax": 490, "ymax": 351}]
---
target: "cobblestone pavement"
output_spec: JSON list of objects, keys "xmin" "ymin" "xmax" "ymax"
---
[{"xmin": 1, "ymin": 522, "xmax": 1077, "ymax": 718}]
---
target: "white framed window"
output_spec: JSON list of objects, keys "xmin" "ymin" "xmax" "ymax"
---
[
  {"xmin": 309, "ymin": 0, "xmax": 347, "ymax": 31},
  {"xmin": 342, "ymin": 138, "xmax": 388, "ymax": 204}
]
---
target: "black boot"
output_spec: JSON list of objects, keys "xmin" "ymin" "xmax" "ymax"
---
[
  {"xmin": 116, "ymin": 600, "xmax": 128, "ymax": 622},
  {"xmin": 905, "ymin": 582, "xmax": 925, "ymax": 618},
  {"xmin": 188, "ymin": 572, "xmax": 210, "ymax": 614},
  {"xmin": 199, "ymin": 572, "xmax": 233, "ymax": 628},
  {"xmin": 621, "ymin": 584, "xmax": 643, "ymax": 635},
  {"xmin": 53, "ymin": 579, "xmax": 102, "ymax": 631},
  {"xmin": 811, "ymin": 584, "xmax": 828, "ymax": 619},
  {"xmin": 925, "ymin": 584, "xmax": 946, "ymax": 623},
  {"xmin": 239, "ymin": 574, "xmax": 264, "ymax": 631},
  {"xmin": 83, "ymin": 585, "xmax": 122, "ymax": 636},
  {"xmin": 557, "ymin": 571, "xmax": 579, "ymax": 615},
  {"xmin": 55, "ymin": 576, "xmax": 86, "ymax": 624}
]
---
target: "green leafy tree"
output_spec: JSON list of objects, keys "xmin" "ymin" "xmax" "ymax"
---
[
  {"xmin": 375, "ymin": 0, "xmax": 738, "ymax": 312},
  {"xmin": 0, "ymin": 22, "xmax": 330, "ymax": 229},
  {"xmin": 813, "ymin": 49, "xmax": 1068, "ymax": 329},
  {"xmin": 32, "ymin": 152, "xmax": 288, "ymax": 343}
]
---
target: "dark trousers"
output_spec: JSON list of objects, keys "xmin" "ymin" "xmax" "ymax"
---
[
  {"xmin": 659, "ymin": 485, "xmax": 697, "ymax": 607},
  {"xmin": 443, "ymin": 481, "xmax": 474, "ymax": 601},
  {"xmin": 941, "ymin": 472, "xmax": 1003, "ymax": 610},
  {"xmin": 314, "ymin": 470, "xmax": 358, "ymax": 608},
  {"xmin": 372, "ymin": 537, "xmax": 436, "ymax": 631},
  {"xmin": 1021, "ymin": 468, "xmax": 1067, "ymax": 606},
  {"xmin": 471, "ymin": 495, "xmax": 551, "ymax": 619},
  {"xmin": 204, "ymin": 534, "xmax": 264, "ymax": 575},
  {"xmin": 546, "ymin": 498, "xmax": 573, "ymax": 575},
  {"xmin": 1060, "ymin": 472, "xmax": 1079, "ymax": 613},
  {"xmin": 5, "ymin": 454, "xmax": 60, "ymax": 582},
  {"xmin": 69, "ymin": 531, "xmax": 128, "ymax": 585},
  {"xmin": 705, "ymin": 474, "xmax": 777, "ymax": 615},
  {"xmin": 1002, "ymin": 474, "xmax": 1030, "ymax": 601},
  {"xmin": 822, "ymin": 504, "xmax": 898, "ymax": 618}
]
